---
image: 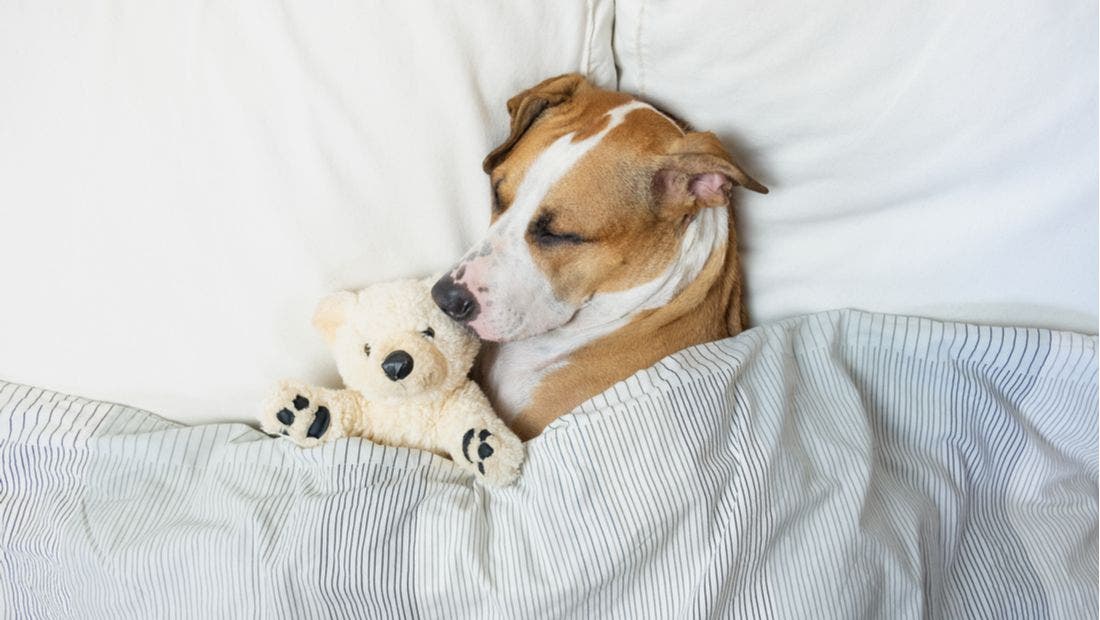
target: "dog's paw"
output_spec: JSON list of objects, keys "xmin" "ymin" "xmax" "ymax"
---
[
  {"xmin": 459, "ymin": 427, "xmax": 524, "ymax": 487},
  {"xmin": 259, "ymin": 381, "xmax": 343, "ymax": 447}
]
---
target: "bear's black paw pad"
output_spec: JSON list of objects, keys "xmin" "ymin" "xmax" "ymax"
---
[
  {"xmin": 463, "ymin": 428, "xmax": 496, "ymax": 475},
  {"xmin": 293, "ymin": 395, "xmax": 309, "ymax": 410},
  {"xmin": 478, "ymin": 442, "xmax": 494, "ymax": 459},
  {"xmin": 307, "ymin": 406, "xmax": 330, "ymax": 439},
  {"xmin": 276, "ymin": 408, "xmax": 295, "ymax": 425}
]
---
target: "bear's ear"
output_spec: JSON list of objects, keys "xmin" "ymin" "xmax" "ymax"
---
[{"xmin": 312, "ymin": 291, "xmax": 357, "ymax": 343}]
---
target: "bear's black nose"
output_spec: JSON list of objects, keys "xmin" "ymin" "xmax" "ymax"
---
[
  {"xmin": 431, "ymin": 274, "xmax": 479, "ymax": 323},
  {"xmin": 381, "ymin": 350, "xmax": 414, "ymax": 381}
]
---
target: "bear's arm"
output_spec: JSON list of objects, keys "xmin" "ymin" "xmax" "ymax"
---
[
  {"xmin": 433, "ymin": 382, "xmax": 525, "ymax": 486},
  {"xmin": 260, "ymin": 380, "xmax": 372, "ymax": 445},
  {"xmin": 322, "ymin": 387, "xmax": 373, "ymax": 438}
]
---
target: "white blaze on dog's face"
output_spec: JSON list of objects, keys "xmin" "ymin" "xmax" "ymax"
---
[{"xmin": 433, "ymin": 74, "xmax": 767, "ymax": 343}]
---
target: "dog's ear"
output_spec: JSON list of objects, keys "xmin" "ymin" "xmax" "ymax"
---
[
  {"xmin": 652, "ymin": 132, "xmax": 768, "ymax": 215},
  {"xmin": 482, "ymin": 73, "xmax": 589, "ymax": 173},
  {"xmin": 312, "ymin": 291, "xmax": 357, "ymax": 344}
]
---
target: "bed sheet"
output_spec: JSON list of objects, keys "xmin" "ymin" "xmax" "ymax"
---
[{"xmin": 2, "ymin": 310, "xmax": 1095, "ymax": 618}]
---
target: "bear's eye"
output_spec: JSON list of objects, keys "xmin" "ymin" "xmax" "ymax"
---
[
  {"xmin": 363, "ymin": 343, "xmax": 371, "ymax": 357},
  {"xmin": 421, "ymin": 327, "xmax": 435, "ymax": 338}
]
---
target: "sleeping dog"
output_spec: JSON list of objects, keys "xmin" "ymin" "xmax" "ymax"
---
[{"xmin": 432, "ymin": 74, "xmax": 767, "ymax": 439}]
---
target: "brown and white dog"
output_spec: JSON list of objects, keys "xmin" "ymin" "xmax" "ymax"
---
[{"xmin": 432, "ymin": 74, "xmax": 767, "ymax": 440}]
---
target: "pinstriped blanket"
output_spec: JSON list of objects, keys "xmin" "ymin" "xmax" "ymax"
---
[{"xmin": 1, "ymin": 310, "xmax": 1097, "ymax": 618}]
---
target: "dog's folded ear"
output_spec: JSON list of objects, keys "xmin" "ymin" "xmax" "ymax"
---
[
  {"xmin": 652, "ymin": 132, "xmax": 768, "ymax": 214},
  {"xmin": 312, "ymin": 291, "xmax": 357, "ymax": 344},
  {"xmin": 482, "ymin": 73, "xmax": 589, "ymax": 173}
]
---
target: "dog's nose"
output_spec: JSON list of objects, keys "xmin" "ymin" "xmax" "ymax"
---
[
  {"xmin": 381, "ymin": 350, "xmax": 414, "ymax": 381},
  {"xmin": 431, "ymin": 275, "xmax": 479, "ymax": 323}
]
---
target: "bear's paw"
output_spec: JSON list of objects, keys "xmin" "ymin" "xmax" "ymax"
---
[{"xmin": 260, "ymin": 381, "xmax": 343, "ymax": 447}]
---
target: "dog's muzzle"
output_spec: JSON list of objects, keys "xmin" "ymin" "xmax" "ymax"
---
[{"xmin": 431, "ymin": 275, "xmax": 479, "ymax": 323}]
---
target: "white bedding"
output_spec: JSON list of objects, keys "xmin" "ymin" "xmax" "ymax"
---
[
  {"xmin": 2, "ymin": 310, "xmax": 1095, "ymax": 617},
  {"xmin": 615, "ymin": 0, "xmax": 1099, "ymax": 334},
  {"xmin": 0, "ymin": 1, "xmax": 614, "ymax": 425},
  {"xmin": 0, "ymin": 1, "xmax": 1096, "ymax": 429}
]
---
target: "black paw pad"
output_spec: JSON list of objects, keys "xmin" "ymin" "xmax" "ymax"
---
[
  {"xmin": 462, "ymin": 428, "xmax": 496, "ymax": 475},
  {"xmin": 477, "ymin": 442, "xmax": 494, "ymax": 459},
  {"xmin": 307, "ymin": 406, "xmax": 330, "ymax": 439},
  {"xmin": 293, "ymin": 395, "xmax": 310, "ymax": 410},
  {"xmin": 276, "ymin": 408, "xmax": 295, "ymax": 425}
]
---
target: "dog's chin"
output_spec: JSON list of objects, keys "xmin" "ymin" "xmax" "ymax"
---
[
  {"xmin": 468, "ymin": 314, "xmax": 568, "ymax": 344},
  {"xmin": 467, "ymin": 322, "xmax": 505, "ymax": 343}
]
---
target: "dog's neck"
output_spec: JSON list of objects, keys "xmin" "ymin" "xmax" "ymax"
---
[{"xmin": 481, "ymin": 204, "xmax": 737, "ymax": 438}]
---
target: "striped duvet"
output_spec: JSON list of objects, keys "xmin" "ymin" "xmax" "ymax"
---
[{"xmin": 1, "ymin": 310, "xmax": 1096, "ymax": 618}]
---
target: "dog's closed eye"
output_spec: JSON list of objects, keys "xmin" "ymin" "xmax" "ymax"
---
[
  {"xmin": 529, "ymin": 213, "xmax": 585, "ymax": 246},
  {"xmin": 421, "ymin": 327, "xmax": 435, "ymax": 338}
]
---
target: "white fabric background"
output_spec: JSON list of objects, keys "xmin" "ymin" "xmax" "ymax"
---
[
  {"xmin": 615, "ymin": 0, "xmax": 1098, "ymax": 335},
  {"xmin": 1, "ymin": 2, "xmax": 1096, "ymax": 428},
  {"xmin": 0, "ymin": 2, "xmax": 615, "ymax": 425}
]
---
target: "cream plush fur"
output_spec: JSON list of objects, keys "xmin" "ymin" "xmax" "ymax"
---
[{"xmin": 259, "ymin": 278, "xmax": 524, "ymax": 487}]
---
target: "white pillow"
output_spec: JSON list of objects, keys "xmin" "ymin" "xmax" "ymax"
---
[
  {"xmin": 0, "ymin": 2, "xmax": 615, "ymax": 425},
  {"xmin": 614, "ymin": 0, "xmax": 1098, "ymax": 335}
]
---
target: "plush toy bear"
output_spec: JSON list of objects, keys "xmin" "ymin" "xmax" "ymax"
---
[{"xmin": 259, "ymin": 278, "xmax": 524, "ymax": 487}]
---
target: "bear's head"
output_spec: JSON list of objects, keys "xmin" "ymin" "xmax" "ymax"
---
[{"xmin": 312, "ymin": 279, "xmax": 480, "ymax": 402}]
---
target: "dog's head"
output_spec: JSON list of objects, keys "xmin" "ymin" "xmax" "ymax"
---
[{"xmin": 432, "ymin": 74, "xmax": 767, "ymax": 343}]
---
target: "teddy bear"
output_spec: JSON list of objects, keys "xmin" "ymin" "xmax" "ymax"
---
[{"xmin": 259, "ymin": 278, "xmax": 524, "ymax": 487}]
